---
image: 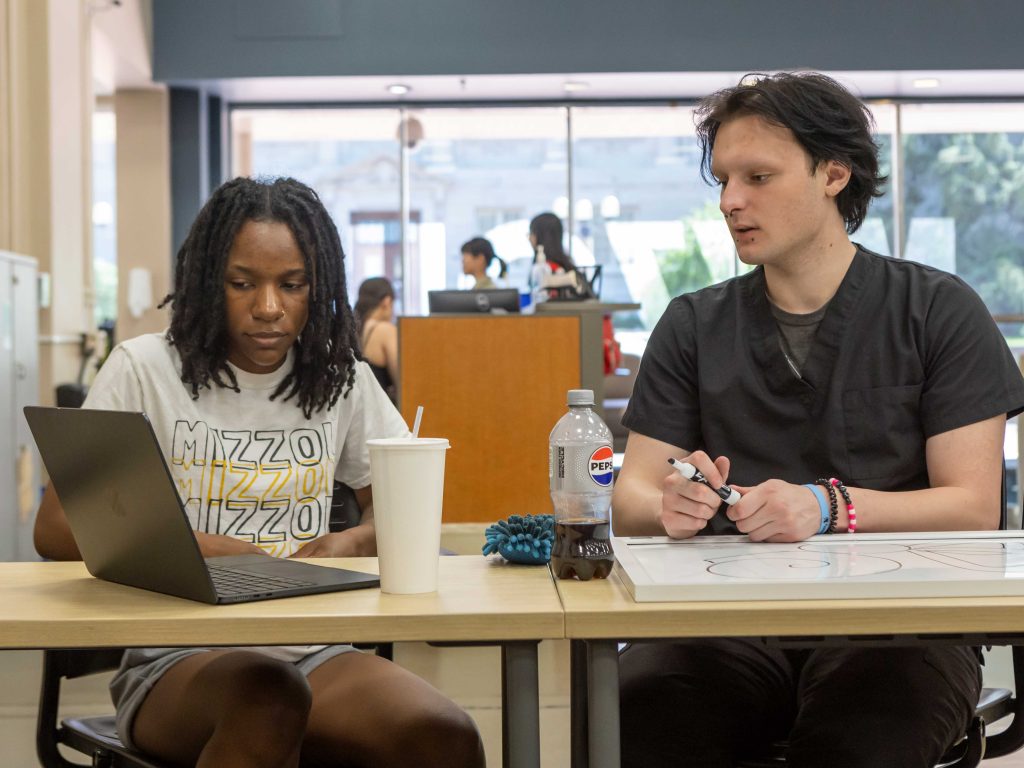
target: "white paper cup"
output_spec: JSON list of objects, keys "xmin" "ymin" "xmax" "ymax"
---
[{"xmin": 367, "ymin": 437, "xmax": 450, "ymax": 594}]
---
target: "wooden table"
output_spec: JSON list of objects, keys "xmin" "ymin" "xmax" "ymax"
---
[
  {"xmin": 0, "ymin": 556, "xmax": 564, "ymax": 768},
  {"xmin": 556, "ymin": 567, "xmax": 1024, "ymax": 768}
]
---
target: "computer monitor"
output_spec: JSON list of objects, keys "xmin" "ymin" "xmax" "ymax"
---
[{"xmin": 427, "ymin": 289, "xmax": 521, "ymax": 314}]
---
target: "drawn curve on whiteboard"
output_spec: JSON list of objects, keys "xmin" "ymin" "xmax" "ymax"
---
[
  {"xmin": 706, "ymin": 550, "xmax": 903, "ymax": 580},
  {"xmin": 701, "ymin": 541, "xmax": 1024, "ymax": 581},
  {"xmin": 908, "ymin": 541, "xmax": 1024, "ymax": 572}
]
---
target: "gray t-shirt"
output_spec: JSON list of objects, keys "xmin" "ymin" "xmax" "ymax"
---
[{"xmin": 768, "ymin": 298, "xmax": 829, "ymax": 376}]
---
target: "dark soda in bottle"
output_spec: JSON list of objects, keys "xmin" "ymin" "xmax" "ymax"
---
[
  {"xmin": 549, "ymin": 390, "xmax": 615, "ymax": 581},
  {"xmin": 551, "ymin": 517, "xmax": 614, "ymax": 580}
]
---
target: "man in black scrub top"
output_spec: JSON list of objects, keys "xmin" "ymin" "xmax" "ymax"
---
[{"xmin": 613, "ymin": 72, "xmax": 1024, "ymax": 768}]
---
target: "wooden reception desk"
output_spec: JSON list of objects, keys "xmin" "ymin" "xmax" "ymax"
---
[
  {"xmin": 398, "ymin": 314, "xmax": 583, "ymax": 524},
  {"xmin": 398, "ymin": 303, "xmax": 640, "ymax": 524}
]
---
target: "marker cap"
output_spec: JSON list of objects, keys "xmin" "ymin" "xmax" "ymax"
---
[{"xmin": 672, "ymin": 459, "xmax": 697, "ymax": 479}]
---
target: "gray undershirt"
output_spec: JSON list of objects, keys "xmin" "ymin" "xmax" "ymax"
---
[{"xmin": 767, "ymin": 298, "xmax": 828, "ymax": 377}]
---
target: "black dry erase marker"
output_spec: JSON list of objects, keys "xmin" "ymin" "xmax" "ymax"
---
[{"xmin": 667, "ymin": 458, "xmax": 741, "ymax": 505}]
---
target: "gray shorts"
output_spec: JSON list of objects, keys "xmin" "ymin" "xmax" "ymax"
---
[{"xmin": 110, "ymin": 644, "xmax": 360, "ymax": 751}]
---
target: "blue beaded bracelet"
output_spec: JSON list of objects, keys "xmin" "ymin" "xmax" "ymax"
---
[{"xmin": 804, "ymin": 483, "xmax": 830, "ymax": 535}]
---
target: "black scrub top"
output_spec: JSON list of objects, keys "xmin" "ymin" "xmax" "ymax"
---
[{"xmin": 623, "ymin": 247, "xmax": 1024, "ymax": 498}]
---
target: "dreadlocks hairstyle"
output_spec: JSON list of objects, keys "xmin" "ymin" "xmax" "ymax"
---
[
  {"xmin": 160, "ymin": 176, "xmax": 359, "ymax": 418},
  {"xmin": 694, "ymin": 72, "xmax": 887, "ymax": 234}
]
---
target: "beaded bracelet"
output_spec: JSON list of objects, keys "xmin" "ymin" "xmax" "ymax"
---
[
  {"xmin": 815, "ymin": 478, "xmax": 838, "ymax": 533},
  {"xmin": 829, "ymin": 477, "xmax": 857, "ymax": 533}
]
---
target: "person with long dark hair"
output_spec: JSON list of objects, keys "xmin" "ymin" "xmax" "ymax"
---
[
  {"xmin": 613, "ymin": 72, "xmax": 1024, "ymax": 767},
  {"xmin": 528, "ymin": 212, "xmax": 575, "ymax": 272},
  {"xmin": 353, "ymin": 276, "xmax": 398, "ymax": 400},
  {"xmin": 528, "ymin": 211, "xmax": 617, "ymax": 368},
  {"xmin": 33, "ymin": 177, "xmax": 484, "ymax": 768},
  {"xmin": 460, "ymin": 236, "xmax": 507, "ymax": 289}
]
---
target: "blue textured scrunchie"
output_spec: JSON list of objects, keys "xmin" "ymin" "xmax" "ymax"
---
[{"xmin": 482, "ymin": 514, "xmax": 555, "ymax": 565}]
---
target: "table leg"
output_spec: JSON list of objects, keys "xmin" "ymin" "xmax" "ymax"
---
[
  {"xmin": 571, "ymin": 639, "xmax": 589, "ymax": 768},
  {"xmin": 501, "ymin": 641, "xmax": 541, "ymax": 768},
  {"xmin": 587, "ymin": 640, "xmax": 620, "ymax": 768}
]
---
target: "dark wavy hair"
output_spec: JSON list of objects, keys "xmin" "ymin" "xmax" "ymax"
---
[
  {"xmin": 529, "ymin": 212, "xmax": 575, "ymax": 271},
  {"xmin": 353, "ymin": 276, "xmax": 395, "ymax": 330},
  {"xmin": 159, "ymin": 176, "xmax": 358, "ymax": 418},
  {"xmin": 694, "ymin": 72, "xmax": 887, "ymax": 234},
  {"xmin": 460, "ymin": 236, "xmax": 508, "ymax": 278}
]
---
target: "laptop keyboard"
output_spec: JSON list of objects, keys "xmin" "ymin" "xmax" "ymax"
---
[{"xmin": 208, "ymin": 565, "xmax": 317, "ymax": 596}]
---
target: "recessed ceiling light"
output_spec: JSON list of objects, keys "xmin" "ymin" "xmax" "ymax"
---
[
  {"xmin": 912, "ymin": 78, "xmax": 941, "ymax": 89},
  {"xmin": 387, "ymin": 84, "xmax": 411, "ymax": 96},
  {"xmin": 563, "ymin": 81, "xmax": 589, "ymax": 93}
]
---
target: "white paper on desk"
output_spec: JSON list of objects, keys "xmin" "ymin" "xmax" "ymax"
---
[{"xmin": 612, "ymin": 531, "xmax": 1024, "ymax": 603}]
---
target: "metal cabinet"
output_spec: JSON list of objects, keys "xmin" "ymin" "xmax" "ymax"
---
[{"xmin": 0, "ymin": 251, "xmax": 39, "ymax": 561}]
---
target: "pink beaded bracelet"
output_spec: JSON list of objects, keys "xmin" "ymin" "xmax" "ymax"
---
[{"xmin": 829, "ymin": 477, "xmax": 856, "ymax": 533}]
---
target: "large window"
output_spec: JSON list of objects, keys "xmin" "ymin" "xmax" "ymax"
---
[
  {"xmin": 570, "ymin": 106, "xmax": 716, "ymax": 341},
  {"xmin": 405, "ymin": 107, "xmax": 568, "ymax": 314},
  {"xmin": 231, "ymin": 98, "xmax": 1023, "ymax": 516},
  {"xmin": 900, "ymin": 103, "xmax": 1024, "ymax": 346},
  {"xmin": 231, "ymin": 100, "xmax": 1020, "ymax": 350},
  {"xmin": 860, "ymin": 103, "xmax": 897, "ymax": 257}
]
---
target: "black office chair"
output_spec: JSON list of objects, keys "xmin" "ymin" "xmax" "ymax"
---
[
  {"xmin": 36, "ymin": 481, "xmax": 390, "ymax": 768},
  {"xmin": 37, "ymin": 647, "xmax": 166, "ymax": 768}
]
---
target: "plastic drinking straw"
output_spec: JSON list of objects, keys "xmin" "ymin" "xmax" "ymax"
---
[{"xmin": 412, "ymin": 405, "xmax": 424, "ymax": 438}]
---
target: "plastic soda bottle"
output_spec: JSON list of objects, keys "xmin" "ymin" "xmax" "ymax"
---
[
  {"xmin": 530, "ymin": 245, "xmax": 552, "ymax": 307},
  {"xmin": 548, "ymin": 389, "xmax": 615, "ymax": 580}
]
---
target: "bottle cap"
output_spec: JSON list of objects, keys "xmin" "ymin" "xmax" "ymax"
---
[{"xmin": 567, "ymin": 389, "xmax": 595, "ymax": 406}]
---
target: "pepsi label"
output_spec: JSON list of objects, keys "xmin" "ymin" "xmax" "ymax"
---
[
  {"xmin": 550, "ymin": 442, "xmax": 614, "ymax": 492},
  {"xmin": 588, "ymin": 445, "xmax": 614, "ymax": 487}
]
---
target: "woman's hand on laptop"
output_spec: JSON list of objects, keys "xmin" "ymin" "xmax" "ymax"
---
[
  {"xmin": 289, "ymin": 525, "xmax": 376, "ymax": 558},
  {"xmin": 194, "ymin": 531, "xmax": 268, "ymax": 558}
]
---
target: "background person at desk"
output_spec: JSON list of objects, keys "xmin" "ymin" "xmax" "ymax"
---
[
  {"xmin": 612, "ymin": 72, "xmax": 1024, "ymax": 768},
  {"xmin": 33, "ymin": 177, "xmax": 484, "ymax": 768},
  {"xmin": 529, "ymin": 211, "xmax": 621, "ymax": 373},
  {"xmin": 528, "ymin": 211, "xmax": 575, "ymax": 276},
  {"xmin": 461, "ymin": 236, "xmax": 508, "ymax": 289},
  {"xmin": 354, "ymin": 276, "xmax": 399, "ymax": 402}
]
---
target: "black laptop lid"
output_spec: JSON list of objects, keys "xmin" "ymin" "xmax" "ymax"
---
[{"xmin": 24, "ymin": 407, "xmax": 218, "ymax": 602}]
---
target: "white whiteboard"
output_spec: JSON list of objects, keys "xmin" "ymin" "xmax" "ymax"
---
[{"xmin": 612, "ymin": 532, "xmax": 1024, "ymax": 602}]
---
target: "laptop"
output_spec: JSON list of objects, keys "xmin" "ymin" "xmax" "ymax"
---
[{"xmin": 24, "ymin": 406, "xmax": 381, "ymax": 604}]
